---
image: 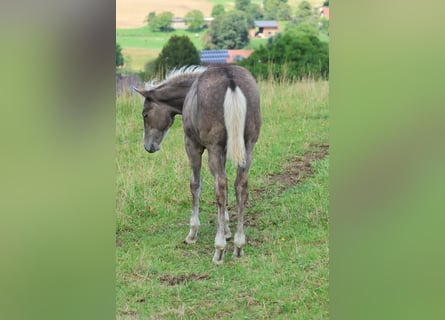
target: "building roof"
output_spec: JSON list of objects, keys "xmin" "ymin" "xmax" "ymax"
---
[
  {"xmin": 200, "ymin": 50, "xmax": 254, "ymax": 64},
  {"xmin": 254, "ymin": 20, "xmax": 279, "ymax": 28},
  {"xmin": 200, "ymin": 50, "xmax": 230, "ymax": 64},
  {"xmin": 320, "ymin": 7, "xmax": 330, "ymax": 19},
  {"xmin": 227, "ymin": 50, "xmax": 254, "ymax": 63}
]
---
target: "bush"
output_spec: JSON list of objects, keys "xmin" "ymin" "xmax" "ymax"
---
[
  {"xmin": 116, "ymin": 43, "xmax": 124, "ymax": 67},
  {"xmin": 238, "ymin": 31, "xmax": 329, "ymax": 80}
]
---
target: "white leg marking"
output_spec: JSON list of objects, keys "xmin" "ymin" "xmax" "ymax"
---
[
  {"xmin": 233, "ymin": 229, "xmax": 246, "ymax": 258},
  {"xmin": 184, "ymin": 209, "xmax": 200, "ymax": 244},
  {"xmin": 213, "ymin": 229, "xmax": 227, "ymax": 265},
  {"xmin": 224, "ymin": 209, "xmax": 232, "ymax": 240}
]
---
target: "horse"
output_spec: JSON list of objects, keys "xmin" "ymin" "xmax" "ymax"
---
[{"xmin": 134, "ymin": 64, "xmax": 261, "ymax": 265}]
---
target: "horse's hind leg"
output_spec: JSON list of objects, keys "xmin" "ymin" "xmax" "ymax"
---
[
  {"xmin": 233, "ymin": 143, "xmax": 254, "ymax": 258},
  {"xmin": 223, "ymin": 153, "xmax": 232, "ymax": 241},
  {"xmin": 184, "ymin": 138, "xmax": 204, "ymax": 244},
  {"xmin": 208, "ymin": 147, "xmax": 228, "ymax": 265}
]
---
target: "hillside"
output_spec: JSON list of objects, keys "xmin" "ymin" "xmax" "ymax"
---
[
  {"xmin": 116, "ymin": 0, "xmax": 328, "ymax": 72},
  {"xmin": 116, "ymin": 0, "xmax": 325, "ymax": 29},
  {"xmin": 116, "ymin": 0, "xmax": 215, "ymax": 29}
]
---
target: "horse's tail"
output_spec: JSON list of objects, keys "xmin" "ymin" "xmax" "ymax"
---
[{"xmin": 224, "ymin": 82, "xmax": 247, "ymax": 168}]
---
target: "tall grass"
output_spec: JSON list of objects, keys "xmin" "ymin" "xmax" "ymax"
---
[{"xmin": 116, "ymin": 78, "xmax": 329, "ymax": 319}]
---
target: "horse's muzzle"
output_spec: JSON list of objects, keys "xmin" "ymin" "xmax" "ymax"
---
[{"xmin": 144, "ymin": 143, "xmax": 160, "ymax": 153}]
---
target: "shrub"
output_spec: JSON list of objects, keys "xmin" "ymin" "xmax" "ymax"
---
[
  {"xmin": 238, "ymin": 32, "xmax": 329, "ymax": 80},
  {"xmin": 116, "ymin": 43, "xmax": 124, "ymax": 67}
]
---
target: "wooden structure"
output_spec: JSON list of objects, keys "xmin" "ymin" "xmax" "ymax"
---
[{"xmin": 249, "ymin": 20, "xmax": 279, "ymax": 38}]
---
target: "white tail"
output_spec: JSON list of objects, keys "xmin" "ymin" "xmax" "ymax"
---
[{"xmin": 224, "ymin": 86, "xmax": 247, "ymax": 167}]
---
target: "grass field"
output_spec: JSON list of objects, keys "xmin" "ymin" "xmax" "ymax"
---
[
  {"xmin": 116, "ymin": 27, "xmax": 211, "ymax": 71},
  {"xmin": 117, "ymin": 28, "xmax": 208, "ymax": 50},
  {"xmin": 116, "ymin": 78, "xmax": 329, "ymax": 318}
]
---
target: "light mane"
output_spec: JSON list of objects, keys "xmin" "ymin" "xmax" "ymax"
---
[{"xmin": 145, "ymin": 65, "xmax": 207, "ymax": 90}]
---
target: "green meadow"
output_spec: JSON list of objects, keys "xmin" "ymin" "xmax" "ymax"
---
[
  {"xmin": 116, "ymin": 78, "xmax": 329, "ymax": 318},
  {"xmin": 117, "ymin": 27, "xmax": 207, "ymax": 51},
  {"xmin": 116, "ymin": 26, "xmax": 270, "ymax": 71}
]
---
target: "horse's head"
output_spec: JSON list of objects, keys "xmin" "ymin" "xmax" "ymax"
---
[{"xmin": 135, "ymin": 88, "xmax": 180, "ymax": 153}]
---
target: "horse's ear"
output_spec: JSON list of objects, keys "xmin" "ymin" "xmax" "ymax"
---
[{"xmin": 133, "ymin": 87, "xmax": 152, "ymax": 99}]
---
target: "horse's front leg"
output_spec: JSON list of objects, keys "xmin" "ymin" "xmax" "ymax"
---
[
  {"xmin": 184, "ymin": 139, "xmax": 204, "ymax": 244},
  {"xmin": 208, "ymin": 148, "xmax": 228, "ymax": 265}
]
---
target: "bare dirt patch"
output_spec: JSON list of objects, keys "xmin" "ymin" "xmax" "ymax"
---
[
  {"xmin": 254, "ymin": 143, "xmax": 329, "ymax": 197},
  {"xmin": 240, "ymin": 143, "xmax": 329, "ymax": 229},
  {"xmin": 159, "ymin": 273, "xmax": 211, "ymax": 286},
  {"xmin": 275, "ymin": 143, "xmax": 328, "ymax": 190}
]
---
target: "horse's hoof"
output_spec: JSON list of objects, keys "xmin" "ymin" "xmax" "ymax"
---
[
  {"xmin": 212, "ymin": 249, "xmax": 225, "ymax": 265},
  {"xmin": 233, "ymin": 247, "xmax": 244, "ymax": 258},
  {"xmin": 184, "ymin": 237, "xmax": 197, "ymax": 244}
]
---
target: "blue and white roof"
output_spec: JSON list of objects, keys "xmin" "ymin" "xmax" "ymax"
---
[
  {"xmin": 254, "ymin": 20, "xmax": 279, "ymax": 28},
  {"xmin": 199, "ymin": 50, "xmax": 230, "ymax": 64}
]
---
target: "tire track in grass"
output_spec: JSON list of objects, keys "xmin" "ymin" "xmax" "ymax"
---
[{"xmin": 244, "ymin": 143, "xmax": 329, "ymax": 227}]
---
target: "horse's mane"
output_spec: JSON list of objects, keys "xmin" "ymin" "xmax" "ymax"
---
[{"xmin": 145, "ymin": 65, "xmax": 207, "ymax": 90}]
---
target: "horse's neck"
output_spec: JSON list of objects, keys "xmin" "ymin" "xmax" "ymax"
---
[{"xmin": 153, "ymin": 77, "xmax": 198, "ymax": 113}]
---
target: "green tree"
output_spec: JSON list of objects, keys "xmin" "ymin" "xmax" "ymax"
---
[
  {"xmin": 211, "ymin": 4, "xmax": 225, "ymax": 18},
  {"xmin": 148, "ymin": 11, "xmax": 174, "ymax": 32},
  {"xmin": 208, "ymin": 11, "xmax": 250, "ymax": 49},
  {"xmin": 296, "ymin": 1, "xmax": 313, "ymax": 19},
  {"xmin": 116, "ymin": 43, "xmax": 124, "ymax": 67},
  {"xmin": 286, "ymin": 21, "xmax": 318, "ymax": 37},
  {"xmin": 235, "ymin": 0, "xmax": 251, "ymax": 11},
  {"xmin": 245, "ymin": 4, "xmax": 264, "ymax": 27},
  {"xmin": 184, "ymin": 10, "xmax": 205, "ymax": 32},
  {"xmin": 323, "ymin": 0, "xmax": 329, "ymax": 6},
  {"xmin": 152, "ymin": 35, "xmax": 200, "ymax": 75},
  {"xmin": 263, "ymin": 0, "xmax": 291, "ymax": 20},
  {"xmin": 234, "ymin": 0, "xmax": 263, "ymax": 27},
  {"xmin": 145, "ymin": 11, "xmax": 156, "ymax": 24},
  {"xmin": 238, "ymin": 29, "xmax": 329, "ymax": 80}
]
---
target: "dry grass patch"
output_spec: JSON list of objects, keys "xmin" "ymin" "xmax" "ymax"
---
[
  {"xmin": 116, "ymin": 0, "xmax": 326, "ymax": 29},
  {"xmin": 116, "ymin": 0, "xmax": 216, "ymax": 29},
  {"xmin": 121, "ymin": 48, "xmax": 158, "ymax": 72}
]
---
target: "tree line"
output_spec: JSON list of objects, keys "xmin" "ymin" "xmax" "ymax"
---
[{"xmin": 116, "ymin": 0, "xmax": 329, "ymax": 80}]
